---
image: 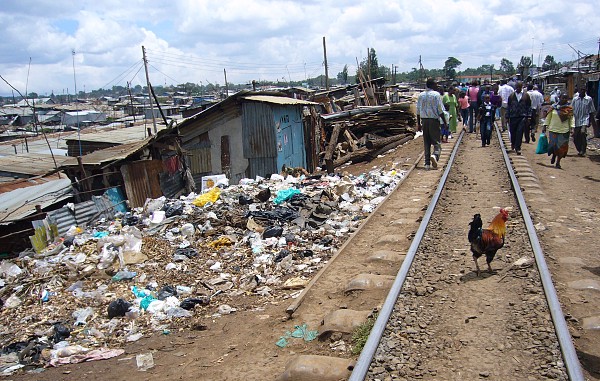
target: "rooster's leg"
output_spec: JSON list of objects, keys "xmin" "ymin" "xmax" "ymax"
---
[
  {"xmin": 487, "ymin": 262, "xmax": 493, "ymax": 274},
  {"xmin": 473, "ymin": 256, "xmax": 480, "ymax": 276}
]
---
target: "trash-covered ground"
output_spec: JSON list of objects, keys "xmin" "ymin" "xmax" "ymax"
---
[{"xmin": 0, "ymin": 168, "xmax": 406, "ymax": 374}]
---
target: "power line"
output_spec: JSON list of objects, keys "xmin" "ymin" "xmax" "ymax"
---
[{"xmin": 99, "ymin": 60, "xmax": 144, "ymax": 90}]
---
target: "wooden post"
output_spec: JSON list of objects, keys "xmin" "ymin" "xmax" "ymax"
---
[
  {"xmin": 324, "ymin": 123, "xmax": 342, "ymax": 174},
  {"xmin": 142, "ymin": 46, "xmax": 157, "ymax": 134},
  {"xmin": 77, "ymin": 156, "xmax": 92, "ymax": 195},
  {"xmin": 323, "ymin": 37, "xmax": 329, "ymax": 91}
]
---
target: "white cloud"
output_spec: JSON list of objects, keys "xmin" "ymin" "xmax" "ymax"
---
[{"xmin": 0, "ymin": 0, "xmax": 598, "ymax": 95}]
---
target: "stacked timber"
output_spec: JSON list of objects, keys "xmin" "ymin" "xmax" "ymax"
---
[{"xmin": 320, "ymin": 100, "xmax": 416, "ymax": 172}]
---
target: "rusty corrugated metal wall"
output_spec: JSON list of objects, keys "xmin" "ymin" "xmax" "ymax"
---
[
  {"xmin": 242, "ymin": 102, "xmax": 277, "ymax": 178},
  {"xmin": 120, "ymin": 160, "xmax": 164, "ymax": 207}
]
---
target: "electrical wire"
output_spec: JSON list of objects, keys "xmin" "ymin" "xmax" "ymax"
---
[{"xmin": 99, "ymin": 60, "xmax": 144, "ymax": 90}]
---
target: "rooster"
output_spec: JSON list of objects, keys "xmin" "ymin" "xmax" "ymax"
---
[
  {"xmin": 468, "ymin": 209, "xmax": 509, "ymax": 276},
  {"xmin": 256, "ymin": 187, "xmax": 271, "ymax": 203}
]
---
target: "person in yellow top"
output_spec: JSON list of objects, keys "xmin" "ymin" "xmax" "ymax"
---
[{"xmin": 543, "ymin": 93, "xmax": 575, "ymax": 169}]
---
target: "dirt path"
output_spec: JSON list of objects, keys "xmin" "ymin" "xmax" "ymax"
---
[{"xmin": 9, "ymin": 129, "xmax": 600, "ymax": 380}]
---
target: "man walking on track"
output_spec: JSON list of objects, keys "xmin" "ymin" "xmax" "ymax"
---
[
  {"xmin": 499, "ymin": 79, "xmax": 514, "ymax": 132},
  {"xmin": 416, "ymin": 78, "xmax": 448, "ymax": 170},
  {"xmin": 507, "ymin": 81, "xmax": 532, "ymax": 156},
  {"xmin": 572, "ymin": 87, "xmax": 597, "ymax": 156}
]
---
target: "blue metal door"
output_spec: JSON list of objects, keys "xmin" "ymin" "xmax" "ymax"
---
[{"xmin": 273, "ymin": 105, "xmax": 306, "ymax": 171}]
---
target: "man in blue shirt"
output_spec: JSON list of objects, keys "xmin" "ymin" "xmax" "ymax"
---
[{"xmin": 417, "ymin": 78, "xmax": 448, "ymax": 169}]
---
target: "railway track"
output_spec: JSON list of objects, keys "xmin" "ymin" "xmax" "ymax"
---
[{"xmin": 277, "ymin": 126, "xmax": 584, "ymax": 381}]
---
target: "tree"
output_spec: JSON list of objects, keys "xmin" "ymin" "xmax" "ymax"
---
[
  {"xmin": 518, "ymin": 56, "xmax": 532, "ymax": 78},
  {"xmin": 542, "ymin": 55, "xmax": 558, "ymax": 71},
  {"xmin": 337, "ymin": 65, "xmax": 349, "ymax": 84},
  {"xmin": 499, "ymin": 58, "xmax": 515, "ymax": 76},
  {"xmin": 357, "ymin": 48, "xmax": 384, "ymax": 81},
  {"xmin": 443, "ymin": 57, "xmax": 462, "ymax": 80}
]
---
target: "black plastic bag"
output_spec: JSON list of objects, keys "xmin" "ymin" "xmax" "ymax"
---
[
  {"xmin": 107, "ymin": 298, "xmax": 131, "ymax": 319},
  {"xmin": 274, "ymin": 249, "xmax": 291, "ymax": 263},
  {"xmin": 180, "ymin": 297, "xmax": 210, "ymax": 310},
  {"xmin": 238, "ymin": 195, "xmax": 254, "ymax": 205},
  {"xmin": 174, "ymin": 247, "xmax": 198, "ymax": 258},
  {"xmin": 164, "ymin": 202, "xmax": 184, "ymax": 217},
  {"xmin": 53, "ymin": 323, "xmax": 71, "ymax": 343},
  {"xmin": 157, "ymin": 285, "xmax": 177, "ymax": 300},
  {"xmin": 263, "ymin": 225, "xmax": 283, "ymax": 239}
]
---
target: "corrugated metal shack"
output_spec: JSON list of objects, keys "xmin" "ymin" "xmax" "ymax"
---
[
  {"xmin": 60, "ymin": 127, "xmax": 186, "ymax": 208},
  {"xmin": 0, "ymin": 176, "xmax": 74, "ymax": 254},
  {"xmin": 177, "ymin": 91, "xmax": 318, "ymax": 185}
]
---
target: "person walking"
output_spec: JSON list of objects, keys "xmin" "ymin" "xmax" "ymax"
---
[
  {"xmin": 438, "ymin": 85, "xmax": 450, "ymax": 143},
  {"xmin": 498, "ymin": 79, "xmax": 514, "ymax": 132},
  {"xmin": 416, "ymin": 78, "xmax": 448, "ymax": 170},
  {"xmin": 507, "ymin": 81, "xmax": 532, "ymax": 155},
  {"xmin": 458, "ymin": 91, "xmax": 469, "ymax": 129},
  {"xmin": 544, "ymin": 93, "xmax": 574, "ymax": 168},
  {"xmin": 443, "ymin": 85, "xmax": 459, "ymax": 138},
  {"xmin": 478, "ymin": 93, "xmax": 496, "ymax": 147},
  {"xmin": 490, "ymin": 83, "xmax": 502, "ymax": 120},
  {"xmin": 528, "ymin": 84, "xmax": 544, "ymax": 142},
  {"xmin": 571, "ymin": 87, "xmax": 597, "ymax": 156},
  {"xmin": 467, "ymin": 81, "xmax": 480, "ymax": 133}
]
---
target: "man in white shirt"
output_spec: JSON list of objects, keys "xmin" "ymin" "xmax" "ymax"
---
[
  {"xmin": 498, "ymin": 79, "xmax": 514, "ymax": 132},
  {"xmin": 572, "ymin": 88, "xmax": 597, "ymax": 156},
  {"xmin": 527, "ymin": 84, "xmax": 544, "ymax": 142}
]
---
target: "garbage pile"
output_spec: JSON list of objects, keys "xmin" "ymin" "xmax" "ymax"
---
[{"xmin": 0, "ymin": 168, "xmax": 406, "ymax": 374}]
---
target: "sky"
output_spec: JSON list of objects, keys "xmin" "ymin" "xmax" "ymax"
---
[{"xmin": 0, "ymin": 0, "xmax": 598, "ymax": 96}]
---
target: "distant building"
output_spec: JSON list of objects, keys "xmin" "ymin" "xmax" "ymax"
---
[{"xmin": 62, "ymin": 110, "xmax": 107, "ymax": 127}]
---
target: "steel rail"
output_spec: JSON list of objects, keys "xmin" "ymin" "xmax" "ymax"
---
[
  {"xmin": 349, "ymin": 129, "xmax": 466, "ymax": 380},
  {"xmin": 350, "ymin": 126, "xmax": 585, "ymax": 380},
  {"xmin": 496, "ymin": 127, "xmax": 584, "ymax": 381}
]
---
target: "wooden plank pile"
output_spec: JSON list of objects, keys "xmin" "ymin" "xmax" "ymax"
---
[{"xmin": 320, "ymin": 100, "xmax": 416, "ymax": 172}]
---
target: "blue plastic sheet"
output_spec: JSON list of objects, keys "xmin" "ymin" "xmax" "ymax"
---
[
  {"xmin": 104, "ymin": 187, "xmax": 128, "ymax": 213},
  {"xmin": 273, "ymin": 188, "xmax": 301, "ymax": 205}
]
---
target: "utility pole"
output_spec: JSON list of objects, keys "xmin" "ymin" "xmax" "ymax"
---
[
  {"xmin": 419, "ymin": 55, "xmax": 425, "ymax": 83},
  {"xmin": 322, "ymin": 37, "xmax": 329, "ymax": 90},
  {"xmin": 73, "ymin": 49, "xmax": 82, "ymax": 157},
  {"xmin": 127, "ymin": 81, "xmax": 136, "ymax": 124},
  {"xmin": 142, "ymin": 46, "xmax": 157, "ymax": 134},
  {"xmin": 596, "ymin": 38, "xmax": 600, "ymax": 70},
  {"xmin": 223, "ymin": 68, "xmax": 229, "ymax": 99}
]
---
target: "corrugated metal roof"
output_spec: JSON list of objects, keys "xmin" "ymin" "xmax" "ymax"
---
[
  {"xmin": 0, "ymin": 178, "xmax": 73, "ymax": 223},
  {"xmin": 0, "ymin": 173, "xmax": 65, "ymax": 194},
  {"xmin": 242, "ymin": 95, "xmax": 317, "ymax": 105},
  {"xmin": 61, "ymin": 137, "xmax": 152, "ymax": 166},
  {"xmin": 0, "ymin": 153, "xmax": 68, "ymax": 176},
  {"xmin": 65, "ymin": 125, "xmax": 166, "ymax": 145}
]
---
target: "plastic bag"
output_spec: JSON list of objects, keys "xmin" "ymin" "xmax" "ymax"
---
[
  {"xmin": 107, "ymin": 299, "xmax": 131, "ymax": 318},
  {"xmin": 263, "ymin": 226, "xmax": 283, "ymax": 239},
  {"xmin": 112, "ymin": 270, "xmax": 137, "ymax": 281},
  {"xmin": 0, "ymin": 261, "xmax": 23, "ymax": 278},
  {"xmin": 273, "ymin": 188, "xmax": 301, "ymax": 205},
  {"xmin": 536, "ymin": 133, "xmax": 548, "ymax": 154},
  {"xmin": 180, "ymin": 297, "xmax": 210, "ymax": 310},
  {"xmin": 192, "ymin": 187, "xmax": 221, "ymax": 207},
  {"xmin": 73, "ymin": 307, "xmax": 95, "ymax": 326},
  {"xmin": 97, "ymin": 244, "xmax": 119, "ymax": 269}
]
